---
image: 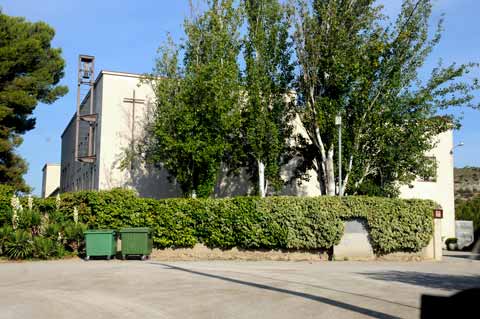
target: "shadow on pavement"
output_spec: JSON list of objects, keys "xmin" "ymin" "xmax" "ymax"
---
[
  {"xmin": 226, "ymin": 271, "xmax": 418, "ymax": 310},
  {"xmin": 443, "ymin": 251, "xmax": 480, "ymax": 260},
  {"xmin": 150, "ymin": 262, "xmax": 401, "ymax": 319},
  {"xmin": 357, "ymin": 271, "xmax": 480, "ymax": 291}
]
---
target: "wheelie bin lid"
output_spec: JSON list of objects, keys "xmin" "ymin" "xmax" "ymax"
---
[
  {"xmin": 84, "ymin": 229, "xmax": 116, "ymax": 234},
  {"xmin": 119, "ymin": 227, "xmax": 151, "ymax": 233}
]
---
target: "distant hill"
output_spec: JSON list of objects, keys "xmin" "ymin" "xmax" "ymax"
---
[{"xmin": 454, "ymin": 167, "xmax": 480, "ymax": 202}]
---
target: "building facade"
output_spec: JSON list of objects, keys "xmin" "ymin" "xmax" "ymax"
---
[
  {"xmin": 398, "ymin": 130, "xmax": 456, "ymax": 241},
  {"xmin": 41, "ymin": 163, "xmax": 60, "ymax": 198},
  {"xmin": 60, "ymin": 70, "xmax": 180, "ymax": 198}
]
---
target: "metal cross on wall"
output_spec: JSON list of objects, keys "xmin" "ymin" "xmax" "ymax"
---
[{"xmin": 123, "ymin": 90, "xmax": 145, "ymax": 168}]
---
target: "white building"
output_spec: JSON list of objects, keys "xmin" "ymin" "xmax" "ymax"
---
[
  {"xmin": 42, "ymin": 68, "xmax": 456, "ymax": 239},
  {"xmin": 59, "ymin": 70, "xmax": 180, "ymax": 198},
  {"xmin": 41, "ymin": 163, "xmax": 60, "ymax": 198},
  {"xmin": 399, "ymin": 130, "xmax": 455, "ymax": 241}
]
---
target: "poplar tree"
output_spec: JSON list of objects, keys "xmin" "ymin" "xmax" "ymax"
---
[
  {"xmin": 147, "ymin": 1, "xmax": 242, "ymax": 198},
  {"xmin": 239, "ymin": 0, "xmax": 294, "ymax": 197},
  {"xmin": 292, "ymin": 0, "xmax": 479, "ymax": 196}
]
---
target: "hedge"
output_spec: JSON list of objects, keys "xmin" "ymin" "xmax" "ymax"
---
[{"xmin": 0, "ymin": 188, "xmax": 436, "ymax": 255}]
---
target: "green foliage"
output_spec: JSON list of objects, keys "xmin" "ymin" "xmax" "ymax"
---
[
  {"xmin": 292, "ymin": 0, "xmax": 479, "ymax": 196},
  {"xmin": 33, "ymin": 237, "xmax": 57, "ymax": 259},
  {"xmin": 0, "ymin": 11, "xmax": 68, "ymax": 191},
  {"xmin": 17, "ymin": 209, "xmax": 41, "ymax": 231},
  {"xmin": 5, "ymin": 230, "xmax": 33, "ymax": 259},
  {"xmin": 0, "ymin": 188, "xmax": 435, "ymax": 257},
  {"xmin": 63, "ymin": 222, "xmax": 86, "ymax": 252},
  {"xmin": 20, "ymin": 189, "xmax": 435, "ymax": 255},
  {"xmin": 456, "ymin": 195, "xmax": 480, "ymax": 238},
  {"xmin": 0, "ymin": 185, "xmax": 13, "ymax": 226},
  {"xmin": 0, "ymin": 186, "xmax": 89, "ymax": 259},
  {"xmin": 145, "ymin": 0, "xmax": 243, "ymax": 197},
  {"xmin": 235, "ymin": 0, "xmax": 295, "ymax": 196},
  {"xmin": 0, "ymin": 225, "xmax": 13, "ymax": 255}
]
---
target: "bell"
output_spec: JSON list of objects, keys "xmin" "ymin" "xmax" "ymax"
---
[{"xmin": 82, "ymin": 69, "xmax": 90, "ymax": 79}]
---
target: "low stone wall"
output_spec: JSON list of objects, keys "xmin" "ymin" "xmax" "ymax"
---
[
  {"xmin": 150, "ymin": 243, "xmax": 432, "ymax": 262},
  {"xmin": 151, "ymin": 244, "xmax": 330, "ymax": 262}
]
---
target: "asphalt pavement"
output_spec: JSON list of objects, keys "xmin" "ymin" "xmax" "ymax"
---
[{"xmin": 0, "ymin": 253, "xmax": 479, "ymax": 319}]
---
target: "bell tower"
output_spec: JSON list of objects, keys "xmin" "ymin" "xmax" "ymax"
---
[{"xmin": 75, "ymin": 55, "xmax": 97, "ymax": 163}]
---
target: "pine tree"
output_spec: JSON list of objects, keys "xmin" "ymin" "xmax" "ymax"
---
[{"xmin": 0, "ymin": 11, "xmax": 68, "ymax": 192}]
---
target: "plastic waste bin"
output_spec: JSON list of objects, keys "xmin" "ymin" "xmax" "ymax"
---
[
  {"xmin": 119, "ymin": 227, "xmax": 152, "ymax": 260},
  {"xmin": 84, "ymin": 229, "xmax": 116, "ymax": 260}
]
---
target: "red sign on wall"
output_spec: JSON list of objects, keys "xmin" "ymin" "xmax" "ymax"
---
[{"xmin": 433, "ymin": 209, "xmax": 443, "ymax": 219}]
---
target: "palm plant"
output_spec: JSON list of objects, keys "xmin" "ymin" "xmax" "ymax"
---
[
  {"xmin": 33, "ymin": 237, "xmax": 56, "ymax": 260},
  {"xmin": 5, "ymin": 230, "xmax": 33, "ymax": 259}
]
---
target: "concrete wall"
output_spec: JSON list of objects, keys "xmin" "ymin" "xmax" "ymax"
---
[
  {"xmin": 60, "ymin": 76, "xmax": 103, "ymax": 193},
  {"xmin": 41, "ymin": 164, "xmax": 61, "ymax": 198},
  {"xmin": 94, "ymin": 71, "xmax": 181, "ymax": 198},
  {"xmin": 398, "ymin": 130, "xmax": 455, "ymax": 242}
]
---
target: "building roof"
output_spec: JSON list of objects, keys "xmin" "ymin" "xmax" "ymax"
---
[{"xmin": 42, "ymin": 163, "xmax": 61, "ymax": 172}]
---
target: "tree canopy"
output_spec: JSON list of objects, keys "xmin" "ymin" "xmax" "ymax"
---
[
  {"xmin": 292, "ymin": 0, "xmax": 479, "ymax": 196},
  {"xmin": 237, "ymin": 0, "xmax": 294, "ymax": 196},
  {"xmin": 146, "ymin": 0, "xmax": 242, "ymax": 197},
  {"xmin": 145, "ymin": 0, "xmax": 479, "ymax": 198},
  {"xmin": 0, "ymin": 11, "xmax": 68, "ymax": 192}
]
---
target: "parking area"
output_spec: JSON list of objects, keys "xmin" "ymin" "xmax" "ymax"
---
[{"xmin": 0, "ymin": 254, "xmax": 479, "ymax": 319}]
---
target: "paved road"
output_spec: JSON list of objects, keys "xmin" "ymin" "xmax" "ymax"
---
[{"xmin": 0, "ymin": 254, "xmax": 479, "ymax": 319}]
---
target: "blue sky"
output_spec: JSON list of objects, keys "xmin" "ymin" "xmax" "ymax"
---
[{"xmin": 2, "ymin": 0, "xmax": 479, "ymax": 195}]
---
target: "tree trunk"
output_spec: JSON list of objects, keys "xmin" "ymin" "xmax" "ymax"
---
[
  {"xmin": 258, "ymin": 160, "xmax": 266, "ymax": 198},
  {"xmin": 325, "ymin": 147, "xmax": 336, "ymax": 196}
]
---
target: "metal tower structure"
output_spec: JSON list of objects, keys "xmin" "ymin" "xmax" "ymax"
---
[{"xmin": 75, "ymin": 55, "xmax": 97, "ymax": 163}]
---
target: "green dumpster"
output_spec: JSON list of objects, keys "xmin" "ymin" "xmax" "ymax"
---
[
  {"xmin": 119, "ymin": 228, "xmax": 152, "ymax": 260},
  {"xmin": 84, "ymin": 229, "xmax": 116, "ymax": 260}
]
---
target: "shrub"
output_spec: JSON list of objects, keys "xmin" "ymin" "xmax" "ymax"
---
[
  {"xmin": 0, "ymin": 225, "xmax": 13, "ymax": 255},
  {"xmin": 32, "ymin": 189, "xmax": 435, "ymax": 254},
  {"xmin": 63, "ymin": 222, "xmax": 87, "ymax": 252},
  {"xmin": 44, "ymin": 223, "xmax": 62, "ymax": 241},
  {"xmin": 456, "ymin": 195, "xmax": 480, "ymax": 239},
  {"xmin": 33, "ymin": 237, "xmax": 57, "ymax": 260},
  {"xmin": 5, "ymin": 230, "xmax": 33, "ymax": 259},
  {"xmin": 445, "ymin": 238, "xmax": 458, "ymax": 245},
  {"xmin": 17, "ymin": 209, "xmax": 42, "ymax": 232}
]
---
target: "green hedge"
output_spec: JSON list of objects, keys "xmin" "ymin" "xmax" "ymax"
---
[
  {"xmin": 456, "ymin": 195, "xmax": 480, "ymax": 239},
  {"xmin": 10, "ymin": 188, "xmax": 435, "ymax": 255}
]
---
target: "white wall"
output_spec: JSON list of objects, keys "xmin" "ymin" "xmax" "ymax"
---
[
  {"xmin": 399, "ymin": 130, "xmax": 455, "ymax": 241},
  {"xmin": 97, "ymin": 72, "xmax": 181, "ymax": 198},
  {"xmin": 60, "ymin": 76, "xmax": 103, "ymax": 193},
  {"xmin": 41, "ymin": 164, "xmax": 60, "ymax": 198}
]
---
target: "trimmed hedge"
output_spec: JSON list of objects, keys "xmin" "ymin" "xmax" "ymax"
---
[{"xmin": 9, "ymin": 188, "xmax": 437, "ymax": 255}]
